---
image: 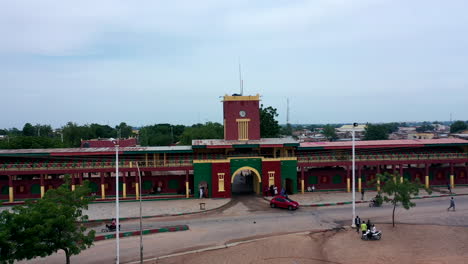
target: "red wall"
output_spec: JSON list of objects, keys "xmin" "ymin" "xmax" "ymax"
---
[
  {"xmin": 211, "ymin": 163, "xmax": 231, "ymax": 198},
  {"xmin": 223, "ymin": 100, "xmax": 260, "ymax": 140},
  {"xmin": 262, "ymin": 161, "xmax": 282, "ymax": 193}
]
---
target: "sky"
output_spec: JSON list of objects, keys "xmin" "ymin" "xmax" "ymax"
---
[{"xmin": 1, "ymin": 0, "xmax": 467, "ymax": 129}]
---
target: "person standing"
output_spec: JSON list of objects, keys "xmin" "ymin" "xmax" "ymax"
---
[
  {"xmin": 360, "ymin": 222, "xmax": 367, "ymax": 235},
  {"xmin": 447, "ymin": 183, "xmax": 452, "ymax": 194},
  {"xmin": 447, "ymin": 197, "xmax": 455, "ymax": 211},
  {"xmin": 354, "ymin": 216, "xmax": 361, "ymax": 233},
  {"xmin": 361, "ymin": 189, "xmax": 365, "ymax": 200},
  {"xmin": 312, "ymin": 185, "xmax": 315, "ymax": 192},
  {"xmin": 199, "ymin": 186, "xmax": 204, "ymax": 199}
]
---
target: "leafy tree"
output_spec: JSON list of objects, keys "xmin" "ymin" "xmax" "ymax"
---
[
  {"xmin": 0, "ymin": 177, "xmax": 95, "ymax": 264},
  {"xmin": 260, "ymin": 105, "xmax": 280, "ymax": 138},
  {"xmin": 115, "ymin": 122, "xmax": 133, "ymax": 138},
  {"xmin": 62, "ymin": 122, "xmax": 92, "ymax": 147},
  {"xmin": 450, "ymin": 120, "xmax": 467, "ymax": 133},
  {"xmin": 89, "ymin": 124, "xmax": 116, "ymax": 139},
  {"xmin": 322, "ymin": 124, "xmax": 338, "ymax": 141},
  {"xmin": 280, "ymin": 124, "xmax": 293, "ymax": 136},
  {"xmin": 179, "ymin": 122, "xmax": 223, "ymax": 145},
  {"xmin": 416, "ymin": 122, "xmax": 435, "ymax": 132},
  {"xmin": 363, "ymin": 123, "xmax": 389, "ymax": 140},
  {"xmin": 22, "ymin": 123, "xmax": 35, "ymax": 136},
  {"xmin": 371, "ymin": 172, "xmax": 431, "ymax": 227}
]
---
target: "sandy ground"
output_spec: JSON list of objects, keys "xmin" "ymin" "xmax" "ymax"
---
[{"xmin": 152, "ymin": 224, "xmax": 468, "ymax": 264}]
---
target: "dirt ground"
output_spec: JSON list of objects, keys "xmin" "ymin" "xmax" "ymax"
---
[{"xmin": 151, "ymin": 224, "xmax": 468, "ymax": 264}]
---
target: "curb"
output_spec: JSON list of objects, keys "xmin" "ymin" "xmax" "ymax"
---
[
  {"xmin": 264, "ymin": 193, "xmax": 468, "ymax": 208},
  {"xmin": 83, "ymin": 198, "xmax": 234, "ymax": 224},
  {"xmin": 126, "ymin": 229, "xmax": 331, "ymax": 264},
  {"xmin": 94, "ymin": 225, "xmax": 189, "ymax": 241}
]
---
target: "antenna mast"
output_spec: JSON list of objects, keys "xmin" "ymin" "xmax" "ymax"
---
[
  {"xmin": 287, "ymin": 98, "xmax": 290, "ymax": 125},
  {"xmin": 238, "ymin": 58, "xmax": 243, "ymax": 95}
]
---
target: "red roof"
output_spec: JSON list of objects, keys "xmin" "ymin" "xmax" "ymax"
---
[{"xmin": 299, "ymin": 139, "xmax": 468, "ymax": 149}]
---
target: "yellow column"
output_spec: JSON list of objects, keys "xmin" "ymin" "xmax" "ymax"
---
[
  {"xmin": 40, "ymin": 186, "xmax": 45, "ymax": 198},
  {"xmin": 301, "ymin": 179, "xmax": 304, "ymax": 194},
  {"xmin": 153, "ymin": 153, "xmax": 156, "ymax": 166},
  {"xmin": 358, "ymin": 178, "xmax": 362, "ymax": 193},
  {"xmin": 347, "ymin": 178, "xmax": 350, "ymax": 193},
  {"xmin": 9, "ymin": 187, "xmax": 14, "ymax": 202},
  {"xmin": 135, "ymin": 183, "xmax": 140, "ymax": 200},
  {"xmin": 377, "ymin": 178, "xmax": 380, "ymax": 192},
  {"xmin": 400, "ymin": 176, "xmax": 403, "ymax": 183},
  {"xmin": 123, "ymin": 183, "xmax": 127, "ymax": 198},
  {"xmin": 450, "ymin": 175, "xmax": 454, "ymax": 189},
  {"xmin": 72, "ymin": 185, "xmax": 76, "ymax": 191},
  {"xmin": 101, "ymin": 184, "xmax": 106, "ymax": 199},
  {"xmin": 145, "ymin": 154, "xmax": 148, "ymax": 166},
  {"xmin": 186, "ymin": 181, "xmax": 189, "ymax": 198},
  {"xmin": 164, "ymin": 153, "xmax": 167, "ymax": 166},
  {"xmin": 425, "ymin": 175, "xmax": 429, "ymax": 189}
]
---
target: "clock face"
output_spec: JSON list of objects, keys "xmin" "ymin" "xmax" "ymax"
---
[{"xmin": 239, "ymin": 110, "xmax": 246, "ymax": 117}]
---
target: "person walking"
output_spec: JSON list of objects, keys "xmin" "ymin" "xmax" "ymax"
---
[
  {"xmin": 447, "ymin": 183, "xmax": 452, "ymax": 194},
  {"xmin": 361, "ymin": 189, "xmax": 365, "ymax": 200},
  {"xmin": 447, "ymin": 197, "xmax": 455, "ymax": 211},
  {"xmin": 354, "ymin": 216, "xmax": 361, "ymax": 233}
]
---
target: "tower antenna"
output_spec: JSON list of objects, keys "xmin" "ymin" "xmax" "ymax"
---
[
  {"xmin": 238, "ymin": 57, "xmax": 243, "ymax": 95},
  {"xmin": 287, "ymin": 98, "xmax": 290, "ymax": 125}
]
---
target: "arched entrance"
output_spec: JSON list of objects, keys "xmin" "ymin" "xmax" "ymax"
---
[{"xmin": 231, "ymin": 166, "xmax": 262, "ymax": 195}]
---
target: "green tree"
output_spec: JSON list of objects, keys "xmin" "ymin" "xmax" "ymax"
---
[
  {"xmin": 322, "ymin": 125, "xmax": 338, "ymax": 141},
  {"xmin": 364, "ymin": 123, "xmax": 389, "ymax": 140},
  {"xmin": 89, "ymin": 124, "xmax": 116, "ymax": 139},
  {"xmin": 0, "ymin": 177, "xmax": 95, "ymax": 264},
  {"xmin": 416, "ymin": 122, "xmax": 434, "ymax": 132},
  {"xmin": 22, "ymin": 123, "xmax": 35, "ymax": 136},
  {"xmin": 450, "ymin": 120, "xmax": 467, "ymax": 133},
  {"xmin": 115, "ymin": 122, "xmax": 133, "ymax": 138},
  {"xmin": 260, "ymin": 105, "xmax": 280, "ymax": 138},
  {"xmin": 371, "ymin": 172, "xmax": 431, "ymax": 227},
  {"xmin": 280, "ymin": 124, "xmax": 293, "ymax": 136},
  {"xmin": 179, "ymin": 122, "xmax": 223, "ymax": 145}
]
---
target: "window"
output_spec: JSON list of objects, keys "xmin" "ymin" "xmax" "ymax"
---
[
  {"xmin": 268, "ymin": 171, "xmax": 275, "ymax": 187},
  {"xmin": 218, "ymin": 173, "xmax": 225, "ymax": 192},
  {"xmin": 236, "ymin": 118, "xmax": 250, "ymax": 140}
]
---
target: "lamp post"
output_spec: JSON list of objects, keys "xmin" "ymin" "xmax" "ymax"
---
[
  {"xmin": 111, "ymin": 139, "xmax": 120, "ymax": 264},
  {"xmin": 351, "ymin": 123, "xmax": 358, "ymax": 227},
  {"xmin": 135, "ymin": 161, "xmax": 143, "ymax": 264}
]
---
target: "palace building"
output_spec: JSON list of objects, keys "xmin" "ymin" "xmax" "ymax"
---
[{"xmin": 1, "ymin": 94, "xmax": 467, "ymax": 202}]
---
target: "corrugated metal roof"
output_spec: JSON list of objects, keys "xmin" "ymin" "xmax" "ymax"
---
[
  {"xmin": 0, "ymin": 146, "xmax": 193, "ymax": 155},
  {"xmin": 299, "ymin": 138, "xmax": 468, "ymax": 149},
  {"xmin": 192, "ymin": 137, "xmax": 298, "ymax": 146}
]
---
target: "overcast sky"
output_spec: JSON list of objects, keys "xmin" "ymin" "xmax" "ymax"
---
[{"xmin": 1, "ymin": 0, "xmax": 467, "ymax": 129}]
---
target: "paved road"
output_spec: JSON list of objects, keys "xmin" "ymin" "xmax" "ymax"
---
[{"xmin": 26, "ymin": 195, "xmax": 468, "ymax": 264}]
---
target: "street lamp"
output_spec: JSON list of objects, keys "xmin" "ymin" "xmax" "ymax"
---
[
  {"xmin": 110, "ymin": 138, "xmax": 120, "ymax": 264},
  {"xmin": 135, "ymin": 161, "xmax": 143, "ymax": 264},
  {"xmin": 351, "ymin": 123, "xmax": 358, "ymax": 227}
]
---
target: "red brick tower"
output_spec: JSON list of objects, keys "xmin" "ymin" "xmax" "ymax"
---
[{"xmin": 223, "ymin": 94, "xmax": 260, "ymax": 141}]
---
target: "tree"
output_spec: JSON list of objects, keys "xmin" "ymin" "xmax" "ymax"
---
[
  {"xmin": 280, "ymin": 124, "xmax": 293, "ymax": 136},
  {"xmin": 22, "ymin": 123, "xmax": 35, "ymax": 136},
  {"xmin": 322, "ymin": 125, "xmax": 337, "ymax": 141},
  {"xmin": 450, "ymin": 120, "xmax": 467, "ymax": 133},
  {"xmin": 115, "ymin": 122, "xmax": 133, "ymax": 138},
  {"xmin": 363, "ymin": 123, "xmax": 389, "ymax": 140},
  {"xmin": 0, "ymin": 177, "xmax": 95, "ymax": 264},
  {"xmin": 179, "ymin": 122, "xmax": 223, "ymax": 145},
  {"xmin": 371, "ymin": 172, "xmax": 431, "ymax": 227},
  {"xmin": 416, "ymin": 122, "xmax": 434, "ymax": 132},
  {"xmin": 260, "ymin": 105, "xmax": 280, "ymax": 138}
]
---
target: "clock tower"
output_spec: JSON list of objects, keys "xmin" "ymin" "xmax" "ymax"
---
[{"xmin": 223, "ymin": 94, "xmax": 260, "ymax": 141}]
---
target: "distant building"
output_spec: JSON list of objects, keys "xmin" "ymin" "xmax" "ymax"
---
[
  {"xmin": 407, "ymin": 133, "xmax": 435, "ymax": 140},
  {"xmin": 336, "ymin": 124, "xmax": 367, "ymax": 133}
]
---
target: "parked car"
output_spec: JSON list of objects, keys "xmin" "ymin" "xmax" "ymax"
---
[{"xmin": 270, "ymin": 195, "xmax": 299, "ymax": 210}]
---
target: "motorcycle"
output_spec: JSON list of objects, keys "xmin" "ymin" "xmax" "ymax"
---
[
  {"xmin": 361, "ymin": 230, "xmax": 382, "ymax": 240},
  {"xmin": 101, "ymin": 224, "xmax": 121, "ymax": 233},
  {"xmin": 369, "ymin": 199, "xmax": 382, "ymax": 207}
]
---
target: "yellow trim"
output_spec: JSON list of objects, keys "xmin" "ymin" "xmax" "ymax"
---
[
  {"xmin": 237, "ymin": 119, "xmax": 249, "ymax": 140},
  {"xmin": 231, "ymin": 166, "xmax": 262, "ymax": 194},
  {"xmin": 145, "ymin": 154, "xmax": 148, "ymax": 166},
  {"xmin": 358, "ymin": 178, "xmax": 362, "ymax": 193},
  {"xmin": 218, "ymin": 173, "xmax": 225, "ymax": 192},
  {"xmin": 347, "ymin": 177, "xmax": 350, "ymax": 193},
  {"xmin": 185, "ymin": 181, "xmax": 189, "ymax": 198},
  {"xmin": 9, "ymin": 187, "xmax": 13, "ymax": 202},
  {"xmin": 425, "ymin": 175, "xmax": 429, "ymax": 189},
  {"xmin": 40, "ymin": 186, "xmax": 45, "ymax": 198},
  {"xmin": 450, "ymin": 175, "xmax": 454, "ymax": 189},
  {"xmin": 263, "ymin": 157, "xmax": 297, "ymax": 162},
  {"xmin": 236, "ymin": 118, "xmax": 251, "ymax": 122},
  {"xmin": 123, "ymin": 183, "xmax": 127, "ymax": 198},
  {"xmin": 101, "ymin": 184, "xmax": 106, "ymax": 199},
  {"xmin": 268, "ymin": 171, "xmax": 275, "ymax": 187},
  {"xmin": 223, "ymin": 94, "xmax": 260, "ymax": 101},
  {"xmin": 71, "ymin": 185, "xmax": 76, "ymax": 191},
  {"xmin": 193, "ymin": 159, "xmax": 230, "ymax": 163},
  {"xmin": 135, "ymin": 183, "xmax": 139, "ymax": 200},
  {"xmin": 301, "ymin": 179, "xmax": 304, "ymax": 194},
  {"xmin": 130, "ymin": 161, "xmax": 133, "ymax": 168}
]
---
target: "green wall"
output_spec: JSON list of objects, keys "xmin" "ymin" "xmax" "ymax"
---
[
  {"xmin": 281, "ymin": 160, "xmax": 297, "ymax": 193},
  {"xmin": 193, "ymin": 163, "xmax": 212, "ymax": 197},
  {"xmin": 230, "ymin": 158, "xmax": 262, "ymax": 176}
]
